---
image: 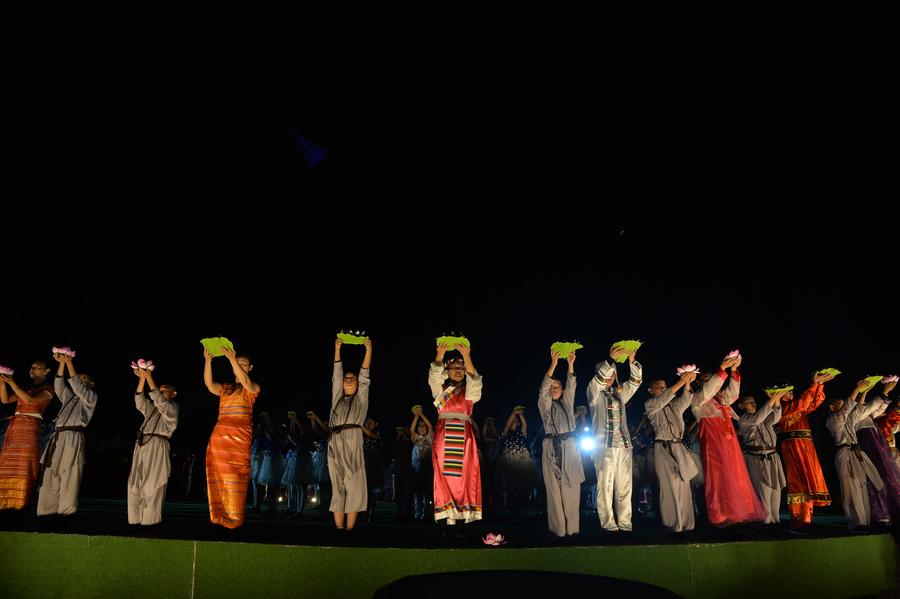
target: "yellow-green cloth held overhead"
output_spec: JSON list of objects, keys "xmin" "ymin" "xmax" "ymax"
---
[
  {"xmin": 817, "ymin": 368, "xmax": 841, "ymax": 377},
  {"xmin": 337, "ymin": 331, "xmax": 367, "ymax": 345},
  {"xmin": 611, "ymin": 340, "xmax": 642, "ymax": 362},
  {"xmin": 436, "ymin": 336, "xmax": 470, "ymax": 349},
  {"xmin": 765, "ymin": 385, "xmax": 795, "ymax": 394},
  {"xmin": 411, "ymin": 404, "xmax": 422, "ymax": 414},
  {"xmin": 200, "ymin": 337, "xmax": 234, "ymax": 356},
  {"xmin": 860, "ymin": 376, "xmax": 884, "ymax": 391},
  {"xmin": 551, "ymin": 342, "xmax": 584, "ymax": 358}
]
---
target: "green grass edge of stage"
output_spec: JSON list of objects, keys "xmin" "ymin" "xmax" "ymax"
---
[{"xmin": 0, "ymin": 532, "xmax": 895, "ymax": 599}]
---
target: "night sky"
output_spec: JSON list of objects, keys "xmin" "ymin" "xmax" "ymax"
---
[{"xmin": 5, "ymin": 25, "xmax": 899, "ymax": 460}]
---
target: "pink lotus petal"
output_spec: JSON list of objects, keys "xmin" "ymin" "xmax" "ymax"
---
[
  {"xmin": 883, "ymin": 375, "xmax": 899, "ymax": 384},
  {"xmin": 51, "ymin": 346, "xmax": 61, "ymax": 354},
  {"xmin": 131, "ymin": 361, "xmax": 139, "ymax": 369},
  {"xmin": 726, "ymin": 350, "xmax": 740, "ymax": 359},
  {"xmin": 146, "ymin": 363, "xmax": 156, "ymax": 372},
  {"xmin": 0, "ymin": 365, "xmax": 14, "ymax": 376},
  {"xmin": 482, "ymin": 532, "xmax": 507, "ymax": 546},
  {"xmin": 137, "ymin": 359, "xmax": 147, "ymax": 369}
]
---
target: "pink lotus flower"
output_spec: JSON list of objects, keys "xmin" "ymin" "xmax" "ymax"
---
[
  {"xmin": 132, "ymin": 359, "xmax": 156, "ymax": 372},
  {"xmin": 726, "ymin": 350, "xmax": 740, "ymax": 359},
  {"xmin": 482, "ymin": 532, "xmax": 507, "ymax": 546},
  {"xmin": 676, "ymin": 364, "xmax": 699, "ymax": 375},
  {"xmin": 0, "ymin": 365, "xmax": 14, "ymax": 376},
  {"xmin": 52, "ymin": 346, "xmax": 77, "ymax": 357},
  {"xmin": 883, "ymin": 375, "xmax": 899, "ymax": 384}
]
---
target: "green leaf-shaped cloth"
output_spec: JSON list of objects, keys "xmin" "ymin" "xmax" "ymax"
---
[
  {"xmin": 765, "ymin": 385, "xmax": 794, "ymax": 394},
  {"xmin": 337, "ymin": 331, "xmax": 367, "ymax": 345},
  {"xmin": 436, "ymin": 336, "xmax": 470, "ymax": 349},
  {"xmin": 551, "ymin": 342, "xmax": 584, "ymax": 358},
  {"xmin": 817, "ymin": 368, "xmax": 842, "ymax": 377},
  {"xmin": 200, "ymin": 337, "xmax": 234, "ymax": 357},
  {"xmin": 611, "ymin": 340, "xmax": 642, "ymax": 363},
  {"xmin": 860, "ymin": 375, "xmax": 884, "ymax": 391}
]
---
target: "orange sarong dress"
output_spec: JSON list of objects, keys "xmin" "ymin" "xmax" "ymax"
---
[
  {"xmin": 206, "ymin": 385, "xmax": 258, "ymax": 528},
  {"xmin": 0, "ymin": 385, "xmax": 53, "ymax": 510}
]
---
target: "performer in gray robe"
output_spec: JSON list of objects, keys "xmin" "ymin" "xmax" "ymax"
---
[
  {"xmin": 37, "ymin": 352, "xmax": 98, "ymax": 516},
  {"xmin": 587, "ymin": 344, "xmax": 642, "ymax": 533},
  {"xmin": 538, "ymin": 348, "xmax": 584, "ymax": 539},
  {"xmin": 826, "ymin": 380, "xmax": 887, "ymax": 530},
  {"xmin": 327, "ymin": 336, "xmax": 372, "ymax": 531},
  {"xmin": 128, "ymin": 366, "xmax": 178, "ymax": 525},
  {"xmin": 644, "ymin": 371, "xmax": 699, "ymax": 533},
  {"xmin": 737, "ymin": 391, "xmax": 786, "ymax": 524}
]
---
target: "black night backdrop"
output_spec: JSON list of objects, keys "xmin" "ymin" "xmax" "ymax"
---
[{"xmin": 4, "ymin": 25, "xmax": 898, "ymax": 496}]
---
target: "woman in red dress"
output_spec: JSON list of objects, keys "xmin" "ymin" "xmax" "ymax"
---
[{"xmin": 428, "ymin": 342, "xmax": 483, "ymax": 530}]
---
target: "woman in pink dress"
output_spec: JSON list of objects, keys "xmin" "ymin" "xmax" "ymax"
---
[
  {"xmin": 428, "ymin": 342, "xmax": 483, "ymax": 529},
  {"xmin": 692, "ymin": 353, "xmax": 766, "ymax": 526}
]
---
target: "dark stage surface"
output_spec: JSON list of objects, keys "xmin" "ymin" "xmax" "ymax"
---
[{"xmin": 0, "ymin": 497, "xmax": 890, "ymax": 549}]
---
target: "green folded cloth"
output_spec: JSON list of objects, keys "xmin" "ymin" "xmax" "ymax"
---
[
  {"xmin": 611, "ymin": 340, "xmax": 642, "ymax": 362},
  {"xmin": 200, "ymin": 337, "xmax": 234, "ymax": 357},
  {"xmin": 551, "ymin": 342, "xmax": 583, "ymax": 358}
]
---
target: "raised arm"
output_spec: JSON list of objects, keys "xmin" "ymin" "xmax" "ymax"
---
[
  {"xmin": 718, "ymin": 357, "xmax": 742, "ymax": 405},
  {"xmin": 458, "ymin": 344, "xmax": 482, "ymax": 403},
  {"xmin": 222, "ymin": 346, "xmax": 259, "ymax": 394},
  {"xmin": 149, "ymin": 388, "xmax": 179, "ymax": 432},
  {"xmin": 356, "ymin": 338, "xmax": 372, "ymax": 411},
  {"xmin": 741, "ymin": 392, "xmax": 778, "ymax": 428},
  {"xmin": 67, "ymin": 370, "xmax": 98, "ymax": 413},
  {"xmin": 563, "ymin": 353, "xmax": 577, "ymax": 409},
  {"xmin": 53, "ymin": 354, "xmax": 75, "ymax": 404},
  {"xmin": 502, "ymin": 410, "xmax": 518, "ymax": 436},
  {"xmin": 621, "ymin": 351, "xmax": 643, "ymax": 404},
  {"xmin": 0, "ymin": 375, "xmax": 51, "ymax": 405},
  {"xmin": 203, "ymin": 349, "xmax": 223, "ymax": 396},
  {"xmin": 419, "ymin": 411, "xmax": 434, "ymax": 437}
]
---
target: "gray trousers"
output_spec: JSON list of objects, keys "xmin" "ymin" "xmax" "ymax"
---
[
  {"xmin": 543, "ymin": 468, "xmax": 581, "ymax": 537},
  {"xmin": 654, "ymin": 445, "xmax": 695, "ymax": 532}
]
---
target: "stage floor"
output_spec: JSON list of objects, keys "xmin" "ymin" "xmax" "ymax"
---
[{"xmin": 2, "ymin": 499, "xmax": 898, "ymax": 598}]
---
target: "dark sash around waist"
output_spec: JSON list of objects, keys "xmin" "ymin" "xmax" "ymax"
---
[
  {"xmin": 744, "ymin": 445, "xmax": 778, "ymax": 460},
  {"xmin": 836, "ymin": 443, "xmax": 864, "ymax": 459},
  {"xmin": 545, "ymin": 432, "xmax": 576, "ymax": 471},
  {"xmin": 137, "ymin": 431, "xmax": 171, "ymax": 447},
  {"xmin": 779, "ymin": 430, "xmax": 812, "ymax": 441},
  {"xmin": 43, "ymin": 426, "xmax": 87, "ymax": 472},
  {"xmin": 330, "ymin": 423, "xmax": 362, "ymax": 436}
]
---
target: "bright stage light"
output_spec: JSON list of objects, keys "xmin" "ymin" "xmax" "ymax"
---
[{"xmin": 579, "ymin": 436, "xmax": 596, "ymax": 452}]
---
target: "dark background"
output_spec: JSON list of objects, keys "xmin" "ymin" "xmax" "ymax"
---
[{"xmin": 4, "ymin": 26, "xmax": 898, "ymax": 480}]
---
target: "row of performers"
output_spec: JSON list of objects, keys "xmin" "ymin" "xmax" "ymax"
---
[{"xmin": 1, "ymin": 339, "xmax": 898, "ymax": 539}]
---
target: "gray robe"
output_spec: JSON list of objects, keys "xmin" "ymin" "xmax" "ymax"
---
[
  {"xmin": 127, "ymin": 390, "xmax": 179, "ymax": 525},
  {"xmin": 538, "ymin": 373, "xmax": 584, "ymax": 537},
  {"xmin": 645, "ymin": 386, "xmax": 698, "ymax": 532},
  {"xmin": 37, "ymin": 375, "xmax": 98, "ymax": 516},
  {"xmin": 738, "ymin": 401, "xmax": 786, "ymax": 524},
  {"xmin": 827, "ymin": 398, "xmax": 885, "ymax": 529},
  {"xmin": 327, "ymin": 361, "xmax": 369, "ymax": 513}
]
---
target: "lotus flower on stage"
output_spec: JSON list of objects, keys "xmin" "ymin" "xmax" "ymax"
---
[
  {"xmin": 52, "ymin": 346, "xmax": 77, "ymax": 357},
  {"xmin": 0, "ymin": 365, "xmax": 14, "ymax": 376},
  {"xmin": 675, "ymin": 364, "xmax": 699, "ymax": 375},
  {"xmin": 482, "ymin": 533, "xmax": 507, "ymax": 546},
  {"xmin": 883, "ymin": 375, "xmax": 899, "ymax": 384},
  {"xmin": 725, "ymin": 350, "xmax": 741, "ymax": 359}
]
